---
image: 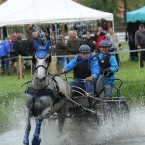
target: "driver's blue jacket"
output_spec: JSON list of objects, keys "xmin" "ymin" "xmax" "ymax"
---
[
  {"xmin": 64, "ymin": 53, "xmax": 99, "ymax": 83},
  {"xmin": 98, "ymin": 53, "xmax": 119, "ymax": 85}
]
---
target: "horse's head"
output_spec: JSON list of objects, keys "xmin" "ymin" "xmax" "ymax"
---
[{"xmin": 32, "ymin": 40, "xmax": 51, "ymax": 82}]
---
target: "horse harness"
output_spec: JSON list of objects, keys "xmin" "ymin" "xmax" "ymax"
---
[{"xmin": 25, "ymin": 75, "xmax": 62, "ymax": 105}]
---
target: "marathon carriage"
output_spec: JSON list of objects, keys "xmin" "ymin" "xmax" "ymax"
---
[{"xmin": 60, "ymin": 74, "xmax": 129, "ymax": 124}]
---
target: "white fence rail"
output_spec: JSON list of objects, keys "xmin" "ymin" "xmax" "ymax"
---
[{"xmin": 116, "ymin": 32, "xmax": 127, "ymax": 43}]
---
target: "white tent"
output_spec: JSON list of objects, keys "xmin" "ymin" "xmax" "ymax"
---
[{"xmin": 0, "ymin": 0, "xmax": 114, "ymax": 27}]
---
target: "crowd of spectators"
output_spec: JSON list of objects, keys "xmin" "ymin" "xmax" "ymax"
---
[{"xmin": 0, "ymin": 24, "xmax": 120, "ymax": 79}]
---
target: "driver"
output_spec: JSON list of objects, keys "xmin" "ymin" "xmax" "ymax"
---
[
  {"xmin": 97, "ymin": 40, "xmax": 119, "ymax": 99},
  {"xmin": 60, "ymin": 44, "xmax": 99, "ymax": 96}
]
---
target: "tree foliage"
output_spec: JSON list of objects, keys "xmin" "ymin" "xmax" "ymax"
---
[
  {"xmin": 0, "ymin": 0, "xmax": 6, "ymax": 4},
  {"xmin": 77, "ymin": 0, "xmax": 145, "ymax": 26}
]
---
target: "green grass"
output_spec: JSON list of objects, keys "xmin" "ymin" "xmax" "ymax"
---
[
  {"xmin": 0, "ymin": 73, "xmax": 32, "ymax": 94},
  {"xmin": 112, "ymin": 43, "xmax": 145, "ymax": 104}
]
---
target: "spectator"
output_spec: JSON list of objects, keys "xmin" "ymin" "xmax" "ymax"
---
[
  {"xmin": 94, "ymin": 26, "xmax": 106, "ymax": 54},
  {"xmin": 13, "ymin": 33, "xmax": 26, "ymax": 79},
  {"xmin": 8, "ymin": 33, "xmax": 17, "ymax": 74},
  {"xmin": 97, "ymin": 40, "xmax": 118, "ymax": 99},
  {"xmin": 28, "ymin": 32, "xmax": 45, "ymax": 56},
  {"xmin": 83, "ymin": 32, "xmax": 95, "ymax": 53},
  {"xmin": 109, "ymin": 28, "xmax": 120, "ymax": 65},
  {"xmin": 27, "ymin": 27, "xmax": 33, "ymax": 38},
  {"xmin": 135, "ymin": 24, "xmax": 145, "ymax": 68},
  {"xmin": 60, "ymin": 45, "xmax": 99, "ymax": 95},
  {"xmin": 67, "ymin": 30, "xmax": 82, "ymax": 57},
  {"xmin": 104, "ymin": 34, "xmax": 114, "ymax": 54},
  {"xmin": 0, "ymin": 40, "xmax": 10, "ymax": 75},
  {"xmin": 68, "ymin": 30, "xmax": 73, "ymax": 39},
  {"xmin": 66, "ymin": 30, "xmax": 73, "ymax": 63},
  {"xmin": 55, "ymin": 35, "xmax": 67, "ymax": 70},
  {"xmin": 28, "ymin": 32, "xmax": 45, "ymax": 73}
]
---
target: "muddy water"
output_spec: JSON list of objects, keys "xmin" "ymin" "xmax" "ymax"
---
[{"xmin": 1, "ymin": 107, "xmax": 145, "ymax": 145}]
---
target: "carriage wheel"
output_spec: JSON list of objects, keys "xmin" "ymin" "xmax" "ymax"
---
[
  {"xmin": 69, "ymin": 95, "xmax": 91, "ymax": 123},
  {"xmin": 103, "ymin": 104, "xmax": 113, "ymax": 121},
  {"xmin": 117, "ymin": 101, "xmax": 129, "ymax": 119},
  {"xmin": 93, "ymin": 101, "xmax": 104, "ymax": 125},
  {"xmin": 102, "ymin": 102, "xmax": 118, "ymax": 126}
]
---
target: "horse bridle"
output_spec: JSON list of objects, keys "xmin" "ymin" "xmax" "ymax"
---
[
  {"xmin": 34, "ymin": 53, "xmax": 50, "ymax": 78},
  {"xmin": 35, "ymin": 64, "xmax": 49, "ymax": 72}
]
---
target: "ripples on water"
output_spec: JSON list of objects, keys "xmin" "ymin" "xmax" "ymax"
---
[{"xmin": 1, "ymin": 104, "xmax": 145, "ymax": 145}]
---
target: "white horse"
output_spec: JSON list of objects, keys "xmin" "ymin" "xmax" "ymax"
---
[{"xmin": 23, "ymin": 40, "xmax": 72, "ymax": 145}]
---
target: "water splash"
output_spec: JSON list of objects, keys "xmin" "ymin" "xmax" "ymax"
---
[{"xmin": 1, "ymin": 104, "xmax": 145, "ymax": 145}]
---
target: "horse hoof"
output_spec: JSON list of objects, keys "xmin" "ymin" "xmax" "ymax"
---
[
  {"xmin": 23, "ymin": 140, "xmax": 29, "ymax": 145},
  {"xmin": 23, "ymin": 143, "xmax": 29, "ymax": 145},
  {"xmin": 32, "ymin": 137, "xmax": 41, "ymax": 145}
]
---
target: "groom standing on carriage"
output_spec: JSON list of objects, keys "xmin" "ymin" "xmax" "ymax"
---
[{"xmin": 60, "ymin": 44, "xmax": 99, "ymax": 95}]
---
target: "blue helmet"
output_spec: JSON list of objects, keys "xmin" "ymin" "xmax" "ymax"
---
[
  {"xmin": 99, "ymin": 40, "xmax": 110, "ymax": 47},
  {"xmin": 79, "ymin": 45, "xmax": 90, "ymax": 53}
]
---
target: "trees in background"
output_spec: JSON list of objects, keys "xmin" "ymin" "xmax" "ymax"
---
[
  {"xmin": 77, "ymin": 0, "xmax": 145, "ymax": 26},
  {"xmin": 0, "ymin": 0, "xmax": 6, "ymax": 4}
]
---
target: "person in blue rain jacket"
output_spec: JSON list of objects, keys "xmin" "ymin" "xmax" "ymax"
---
[
  {"xmin": 60, "ymin": 44, "xmax": 99, "ymax": 95},
  {"xmin": 97, "ymin": 40, "xmax": 119, "ymax": 99}
]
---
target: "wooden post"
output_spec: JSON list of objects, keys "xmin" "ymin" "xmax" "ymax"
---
[
  {"xmin": 118, "ymin": 55, "xmax": 122, "ymax": 67},
  {"xmin": 12, "ymin": 62, "xmax": 15, "ymax": 74},
  {"xmin": 18, "ymin": 55, "xmax": 22, "ymax": 79},
  {"xmin": 138, "ymin": 52, "xmax": 141, "ymax": 69},
  {"xmin": 30, "ymin": 60, "xmax": 33, "ymax": 75},
  {"xmin": 61, "ymin": 23, "xmax": 65, "ymax": 36}
]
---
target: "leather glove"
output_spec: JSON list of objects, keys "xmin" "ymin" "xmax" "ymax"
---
[
  {"xmin": 85, "ymin": 76, "xmax": 94, "ymax": 81},
  {"xmin": 103, "ymin": 68, "xmax": 110, "ymax": 73},
  {"xmin": 60, "ymin": 68, "xmax": 66, "ymax": 74}
]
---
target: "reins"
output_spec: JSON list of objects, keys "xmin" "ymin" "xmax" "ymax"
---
[{"xmin": 21, "ymin": 81, "xmax": 32, "ymax": 87}]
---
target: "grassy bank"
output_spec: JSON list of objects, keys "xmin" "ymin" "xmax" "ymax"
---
[{"xmin": 0, "ymin": 72, "xmax": 32, "ymax": 131}]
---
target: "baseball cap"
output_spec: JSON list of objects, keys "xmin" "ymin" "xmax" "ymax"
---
[
  {"xmin": 139, "ymin": 24, "xmax": 144, "ymax": 28},
  {"xmin": 12, "ymin": 33, "xmax": 17, "ymax": 37}
]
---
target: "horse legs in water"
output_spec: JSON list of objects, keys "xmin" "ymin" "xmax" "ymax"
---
[
  {"xmin": 56, "ymin": 101, "xmax": 69, "ymax": 133},
  {"xmin": 23, "ymin": 108, "xmax": 32, "ymax": 145},
  {"xmin": 23, "ymin": 108, "xmax": 42, "ymax": 145},
  {"xmin": 31, "ymin": 116, "xmax": 43, "ymax": 145}
]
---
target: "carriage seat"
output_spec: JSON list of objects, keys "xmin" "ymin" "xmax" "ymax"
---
[{"xmin": 94, "ymin": 74, "xmax": 104, "ymax": 97}]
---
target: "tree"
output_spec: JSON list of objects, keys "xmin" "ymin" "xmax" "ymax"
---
[
  {"xmin": 0, "ymin": 0, "xmax": 6, "ymax": 4},
  {"xmin": 77, "ymin": 0, "xmax": 122, "ymax": 26},
  {"xmin": 77, "ymin": 0, "xmax": 145, "ymax": 26}
]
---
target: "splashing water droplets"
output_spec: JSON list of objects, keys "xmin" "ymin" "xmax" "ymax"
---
[{"xmin": 1, "ymin": 99, "xmax": 145, "ymax": 145}]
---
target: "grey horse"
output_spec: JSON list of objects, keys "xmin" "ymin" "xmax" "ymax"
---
[{"xmin": 23, "ymin": 40, "xmax": 72, "ymax": 145}]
